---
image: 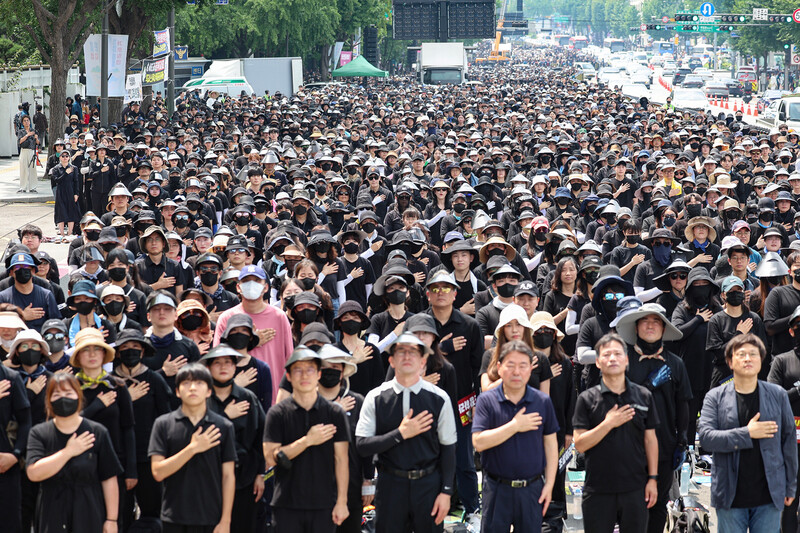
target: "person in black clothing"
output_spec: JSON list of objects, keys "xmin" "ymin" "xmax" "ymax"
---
[
  {"xmin": 104, "ymin": 248, "xmax": 149, "ymax": 327},
  {"xmin": 440, "ymin": 240, "xmax": 483, "ymax": 317},
  {"xmin": 135, "ymin": 226, "xmax": 185, "ymax": 297},
  {"xmin": 572, "ymin": 333, "xmax": 659, "ymax": 533},
  {"xmin": 194, "ymin": 252, "xmax": 241, "ymax": 313},
  {"xmin": 149, "ymin": 363, "xmax": 237, "ymax": 533},
  {"xmin": 355, "ymin": 333, "xmax": 458, "ymax": 533},
  {"xmin": 263, "ymin": 346, "xmax": 351, "ymax": 532},
  {"xmin": 633, "ymin": 228, "xmax": 679, "ymax": 303},
  {"xmin": 337, "ymin": 229, "xmax": 376, "ymax": 311},
  {"xmin": 653, "ymin": 260, "xmax": 690, "ymax": 320},
  {"xmin": 71, "ymin": 327, "xmax": 137, "ymax": 531},
  {"xmin": 366, "ymin": 274, "xmax": 414, "ymax": 365},
  {"xmin": 335, "ymin": 301, "xmax": 382, "ymax": 396},
  {"xmin": 219, "ymin": 314, "xmax": 273, "ymax": 413},
  {"xmin": 764, "ymin": 251, "xmax": 800, "ymax": 356},
  {"xmin": 614, "ymin": 301, "xmax": 693, "ymax": 533},
  {"xmin": 26, "ymin": 373, "xmax": 122, "ymax": 533},
  {"xmin": 111, "ymin": 328, "xmax": 172, "ymax": 523},
  {"xmin": 768, "ymin": 305, "xmax": 800, "ymax": 532},
  {"xmin": 201, "ymin": 344, "xmax": 266, "ymax": 533},
  {"xmin": 63, "ymin": 279, "xmax": 118, "ymax": 347}
]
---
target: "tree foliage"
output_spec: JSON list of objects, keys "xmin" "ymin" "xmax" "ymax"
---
[{"xmin": 524, "ymin": 0, "xmax": 640, "ymax": 42}]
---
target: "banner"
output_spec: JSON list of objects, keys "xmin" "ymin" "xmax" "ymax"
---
[
  {"xmin": 339, "ymin": 51, "xmax": 353, "ymax": 67},
  {"xmin": 174, "ymin": 46, "xmax": 189, "ymax": 61},
  {"xmin": 83, "ymin": 34, "xmax": 129, "ymax": 97},
  {"xmin": 142, "ymin": 57, "xmax": 168, "ymax": 85},
  {"xmin": 124, "ymin": 74, "xmax": 142, "ymax": 103},
  {"xmin": 153, "ymin": 28, "xmax": 170, "ymax": 58}
]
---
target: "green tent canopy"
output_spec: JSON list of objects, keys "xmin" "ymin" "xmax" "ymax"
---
[{"xmin": 332, "ymin": 55, "xmax": 388, "ymax": 77}]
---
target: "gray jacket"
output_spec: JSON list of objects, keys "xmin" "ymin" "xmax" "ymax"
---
[{"xmin": 699, "ymin": 380, "xmax": 797, "ymax": 510}]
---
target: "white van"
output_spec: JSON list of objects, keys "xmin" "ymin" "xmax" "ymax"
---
[{"xmin": 181, "ymin": 77, "xmax": 255, "ymax": 97}]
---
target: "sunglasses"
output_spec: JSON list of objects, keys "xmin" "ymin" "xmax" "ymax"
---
[
  {"xmin": 429, "ymin": 286, "xmax": 454, "ymax": 294},
  {"xmin": 670, "ymin": 273, "xmax": 688, "ymax": 281},
  {"xmin": 199, "ymin": 266, "xmax": 219, "ymax": 274},
  {"xmin": 367, "ymin": 176, "xmax": 380, "ymax": 181},
  {"xmin": 603, "ymin": 292, "xmax": 625, "ymax": 301},
  {"xmin": 43, "ymin": 332, "xmax": 65, "ymax": 341}
]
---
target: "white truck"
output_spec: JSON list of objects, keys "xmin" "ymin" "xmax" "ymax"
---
[
  {"xmin": 419, "ymin": 43, "xmax": 469, "ymax": 85},
  {"xmin": 756, "ymin": 94, "xmax": 800, "ymax": 131},
  {"xmin": 185, "ymin": 58, "xmax": 304, "ymax": 97}
]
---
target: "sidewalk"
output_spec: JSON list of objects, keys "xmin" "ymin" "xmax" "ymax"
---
[{"xmin": 0, "ymin": 153, "xmax": 54, "ymax": 203}]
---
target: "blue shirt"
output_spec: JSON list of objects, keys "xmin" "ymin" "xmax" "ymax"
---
[
  {"xmin": 0, "ymin": 284, "xmax": 60, "ymax": 331},
  {"xmin": 472, "ymin": 384, "xmax": 559, "ymax": 479}
]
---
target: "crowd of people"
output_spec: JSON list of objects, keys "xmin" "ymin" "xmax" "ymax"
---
[{"xmin": 3, "ymin": 44, "xmax": 800, "ymax": 533}]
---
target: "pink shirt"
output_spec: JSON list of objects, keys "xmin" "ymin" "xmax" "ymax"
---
[{"xmin": 214, "ymin": 303, "xmax": 293, "ymax": 402}]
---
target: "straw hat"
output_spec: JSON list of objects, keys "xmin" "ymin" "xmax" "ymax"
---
[
  {"xmin": 70, "ymin": 327, "xmax": 115, "ymax": 367},
  {"xmin": 684, "ymin": 216, "xmax": 717, "ymax": 243},
  {"xmin": 529, "ymin": 311, "xmax": 565, "ymax": 340}
]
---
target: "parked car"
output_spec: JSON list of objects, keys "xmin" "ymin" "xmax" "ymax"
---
[
  {"xmin": 680, "ymin": 75, "xmax": 705, "ymax": 89},
  {"xmin": 704, "ymin": 82, "xmax": 729, "ymax": 99},
  {"xmin": 757, "ymin": 89, "xmax": 792, "ymax": 113},
  {"xmin": 723, "ymin": 79, "xmax": 743, "ymax": 98}
]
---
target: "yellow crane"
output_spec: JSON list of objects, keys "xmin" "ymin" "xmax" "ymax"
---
[{"xmin": 477, "ymin": 0, "xmax": 512, "ymax": 62}]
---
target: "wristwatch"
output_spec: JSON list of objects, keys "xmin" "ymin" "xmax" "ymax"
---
[{"xmin": 648, "ymin": 475, "xmax": 658, "ymax": 480}]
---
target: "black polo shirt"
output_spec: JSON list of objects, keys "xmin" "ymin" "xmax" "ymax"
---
[
  {"xmin": 263, "ymin": 393, "xmax": 349, "ymax": 510},
  {"xmin": 134, "ymin": 253, "xmax": 184, "ymax": 296},
  {"xmin": 572, "ymin": 378, "xmax": 659, "ymax": 494},
  {"xmin": 148, "ymin": 407, "xmax": 237, "ymax": 526},
  {"xmin": 208, "ymin": 384, "xmax": 266, "ymax": 489}
]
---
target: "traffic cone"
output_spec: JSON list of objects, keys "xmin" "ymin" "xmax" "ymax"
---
[{"xmin": 723, "ymin": 98, "xmax": 729, "ymax": 109}]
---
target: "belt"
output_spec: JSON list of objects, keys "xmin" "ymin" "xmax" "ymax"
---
[
  {"xmin": 379, "ymin": 465, "xmax": 437, "ymax": 480},
  {"xmin": 487, "ymin": 472, "xmax": 543, "ymax": 488}
]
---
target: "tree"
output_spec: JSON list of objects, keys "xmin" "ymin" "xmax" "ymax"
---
[{"xmin": 1, "ymin": 0, "xmax": 111, "ymax": 158}]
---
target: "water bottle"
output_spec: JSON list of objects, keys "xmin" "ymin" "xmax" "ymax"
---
[
  {"xmin": 680, "ymin": 462, "xmax": 691, "ymax": 496},
  {"xmin": 572, "ymin": 486, "xmax": 583, "ymax": 521}
]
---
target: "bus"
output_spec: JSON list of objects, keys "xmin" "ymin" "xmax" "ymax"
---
[
  {"xmin": 652, "ymin": 40, "xmax": 675, "ymax": 56},
  {"xmin": 604, "ymin": 38, "xmax": 625, "ymax": 53},
  {"xmin": 553, "ymin": 34, "xmax": 571, "ymax": 47},
  {"xmin": 570, "ymin": 36, "xmax": 589, "ymax": 50}
]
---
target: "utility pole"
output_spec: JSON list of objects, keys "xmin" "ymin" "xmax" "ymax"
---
[
  {"xmin": 167, "ymin": 7, "xmax": 175, "ymax": 117},
  {"xmin": 100, "ymin": 0, "xmax": 109, "ymax": 126}
]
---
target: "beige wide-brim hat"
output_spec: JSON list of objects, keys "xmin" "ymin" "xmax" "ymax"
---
[
  {"xmin": 69, "ymin": 327, "xmax": 115, "ymax": 367},
  {"xmin": 684, "ymin": 216, "xmax": 717, "ymax": 243},
  {"xmin": 528, "ymin": 311, "xmax": 565, "ymax": 341}
]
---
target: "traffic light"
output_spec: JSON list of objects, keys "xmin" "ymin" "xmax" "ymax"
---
[
  {"xmin": 363, "ymin": 25, "xmax": 379, "ymax": 67},
  {"xmin": 644, "ymin": 24, "xmax": 663, "ymax": 30},
  {"xmin": 720, "ymin": 15, "xmax": 746, "ymax": 22},
  {"xmin": 675, "ymin": 13, "xmax": 699, "ymax": 22},
  {"xmin": 768, "ymin": 15, "xmax": 792, "ymax": 22},
  {"xmin": 718, "ymin": 25, "xmax": 734, "ymax": 31},
  {"xmin": 784, "ymin": 43, "xmax": 791, "ymax": 49},
  {"xmin": 682, "ymin": 24, "xmax": 698, "ymax": 30}
]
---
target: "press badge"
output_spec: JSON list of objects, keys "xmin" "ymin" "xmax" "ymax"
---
[{"xmin": 794, "ymin": 417, "xmax": 800, "ymax": 444}]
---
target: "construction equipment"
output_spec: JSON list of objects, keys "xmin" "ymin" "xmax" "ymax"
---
[{"xmin": 476, "ymin": 0, "xmax": 512, "ymax": 63}]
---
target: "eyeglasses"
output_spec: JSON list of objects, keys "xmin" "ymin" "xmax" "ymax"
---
[
  {"xmin": 199, "ymin": 266, "xmax": 219, "ymax": 274},
  {"xmin": 18, "ymin": 343, "xmax": 41, "ymax": 352},
  {"xmin": 43, "ymin": 332, "xmax": 65, "ymax": 341},
  {"xmin": 670, "ymin": 273, "xmax": 688, "ymax": 280},
  {"xmin": 429, "ymin": 286, "xmax": 454, "ymax": 294},
  {"xmin": 603, "ymin": 292, "xmax": 625, "ymax": 301}
]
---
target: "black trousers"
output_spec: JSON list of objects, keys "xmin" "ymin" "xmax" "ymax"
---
[
  {"xmin": 232, "ymin": 485, "xmax": 257, "ymax": 533},
  {"xmin": 272, "ymin": 507, "xmax": 336, "ymax": 533},
  {"xmin": 646, "ymin": 461, "xmax": 674, "ymax": 533},
  {"xmin": 375, "ymin": 471, "xmax": 442, "ymax": 533},
  {"xmin": 782, "ymin": 454, "xmax": 800, "ymax": 533},
  {"xmin": 337, "ymin": 489, "xmax": 364, "ymax": 533},
  {"xmin": 582, "ymin": 488, "xmax": 648, "ymax": 533},
  {"xmin": 687, "ymin": 392, "xmax": 705, "ymax": 449},
  {"xmin": 122, "ymin": 461, "xmax": 162, "ymax": 525},
  {"xmin": 20, "ymin": 470, "xmax": 38, "ymax": 533},
  {"xmin": 0, "ymin": 464, "xmax": 22, "ymax": 533}
]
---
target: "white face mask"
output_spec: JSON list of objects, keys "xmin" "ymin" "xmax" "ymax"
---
[{"xmin": 240, "ymin": 281, "xmax": 264, "ymax": 301}]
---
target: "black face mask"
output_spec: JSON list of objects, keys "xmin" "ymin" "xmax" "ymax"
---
[
  {"xmin": 386, "ymin": 290, "xmax": 407, "ymax": 305},
  {"xmin": 690, "ymin": 285, "xmax": 712, "ymax": 302},
  {"xmin": 114, "ymin": 226, "xmax": 128, "ymax": 238},
  {"xmin": 300, "ymin": 277, "xmax": 315, "ymax": 291},
  {"xmin": 315, "ymin": 243, "xmax": 331, "ymax": 256},
  {"xmin": 601, "ymin": 299, "xmax": 618, "ymax": 320},
  {"xmin": 726, "ymin": 291, "xmax": 745, "ymax": 306},
  {"xmin": 343, "ymin": 242, "xmax": 359, "ymax": 255},
  {"xmin": 793, "ymin": 328, "xmax": 800, "ymax": 352},
  {"xmin": 761, "ymin": 212, "xmax": 774, "ymax": 223},
  {"xmin": 636, "ymin": 336, "xmax": 663, "ymax": 355},
  {"xmin": 585, "ymin": 270, "xmax": 599, "ymax": 284},
  {"xmin": 295, "ymin": 308, "xmax": 318, "ymax": 324},
  {"xmin": 340, "ymin": 319, "xmax": 363, "ymax": 336},
  {"xmin": 497, "ymin": 283, "xmax": 516, "ymax": 298},
  {"xmin": 686, "ymin": 204, "xmax": 702, "ymax": 217},
  {"xmin": 104, "ymin": 300, "xmax": 125, "ymax": 316},
  {"xmin": 316, "ymin": 185, "xmax": 327, "ymax": 195},
  {"xmin": 47, "ymin": 338, "xmax": 65, "ymax": 354},
  {"xmin": 213, "ymin": 377, "xmax": 234, "ymax": 388},
  {"xmin": 235, "ymin": 215, "xmax": 251, "ymax": 226},
  {"xmin": 488, "ymin": 248, "xmax": 505, "ymax": 258},
  {"xmin": 225, "ymin": 332, "xmax": 251, "ymax": 350},
  {"xmin": 174, "ymin": 218, "xmax": 190, "ymax": 229},
  {"xmin": 255, "ymin": 204, "xmax": 268, "ymax": 214},
  {"xmin": 319, "ymin": 368, "xmax": 342, "ymax": 388},
  {"xmin": 85, "ymin": 231, "xmax": 100, "ymax": 242},
  {"xmin": 794, "ymin": 271, "xmax": 800, "ymax": 284},
  {"xmin": 108, "ymin": 267, "xmax": 127, "ymax": 282},
  {"xmin": 17, "ymin": 348, "xmax": 41, "ymax": 367},
  {"xmin": 453, "ymin": 203, "xmax": 466, "ymax": 214},
  {"xmin": 14, "ymin": 268, "xmax": 32, "ymax": 284},
  {"xmin": 200, "ymin": 271, "xmax": 219, "ymax": 286},
  {"xmin": 533, "ymin": 331, "xmax": 554, "ymax": 349},
  {"xmin": 278, "ymin": 211, "xmax": 292, "ymax": 221},
  {"xmin": 293, "ymin": 204, "xmax": 308, "ymax": 216},
  {"xmin": 119, "ymin": 348, "xmax": 142, "ymax": 368},
  {"xmin": 696, "ymin": 188, "xmax": 707, "ymax": 196},
  {"xmin": 181, "ymin": 314, "xmax": 203, "ymax": 331},
  {"xmin": 361, "ymin": 222, "xmax": 376, "ymax": 234},
  {"xmin": 74, "ymin": 301, "xmax": 95, "ymax": 316},
  {"xmin": 51, "ymin": 397, "xmax": 80, "ymax": 417}
]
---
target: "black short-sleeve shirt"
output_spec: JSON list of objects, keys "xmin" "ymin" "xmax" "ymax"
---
[
  {"xmin": 148, "ymin": 408, "xmax": 237, "ymax": 526},
  {"xmin": 263, "ymin": 394, "xmax": 350, "ymax": 510},
  {"xmin": 572, "ymin": 378, "xmax": 660, "ymax": 494}
]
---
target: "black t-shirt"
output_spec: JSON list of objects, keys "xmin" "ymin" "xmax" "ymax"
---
[
  {"xmin": 113, "ymin": 367, "xmax": 172, "ymax": 463},
  {"xmin": 732, "ymin": 387, "xmax": 772, "ymax": 508},
  {"xmin": 263, "ymin": 394, "xmax": 350, "ymax": 510},
  {"xmin": 341, "ymin": 256, "xmax": 376, "ymax": 310}
]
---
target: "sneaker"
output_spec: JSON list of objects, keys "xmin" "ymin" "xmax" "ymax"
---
[{"xmin": 465, "ymin": 512, "xmax": 481, "ymax": 532}]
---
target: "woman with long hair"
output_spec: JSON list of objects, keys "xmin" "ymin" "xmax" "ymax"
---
[
  {"xmin": 543, "ymin": 256, "xmax": 579, "ymax": 355},
  {"xmin": 480, "ymin": 304, "xmax": 552, "ymax": 395},
  {"xmin": 26, "ymin": 373, "xmax": 122, "ymax": 533},
  {"xmin": 294, "ymin": 258, "xmax": 335, "ymax": 327}
]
